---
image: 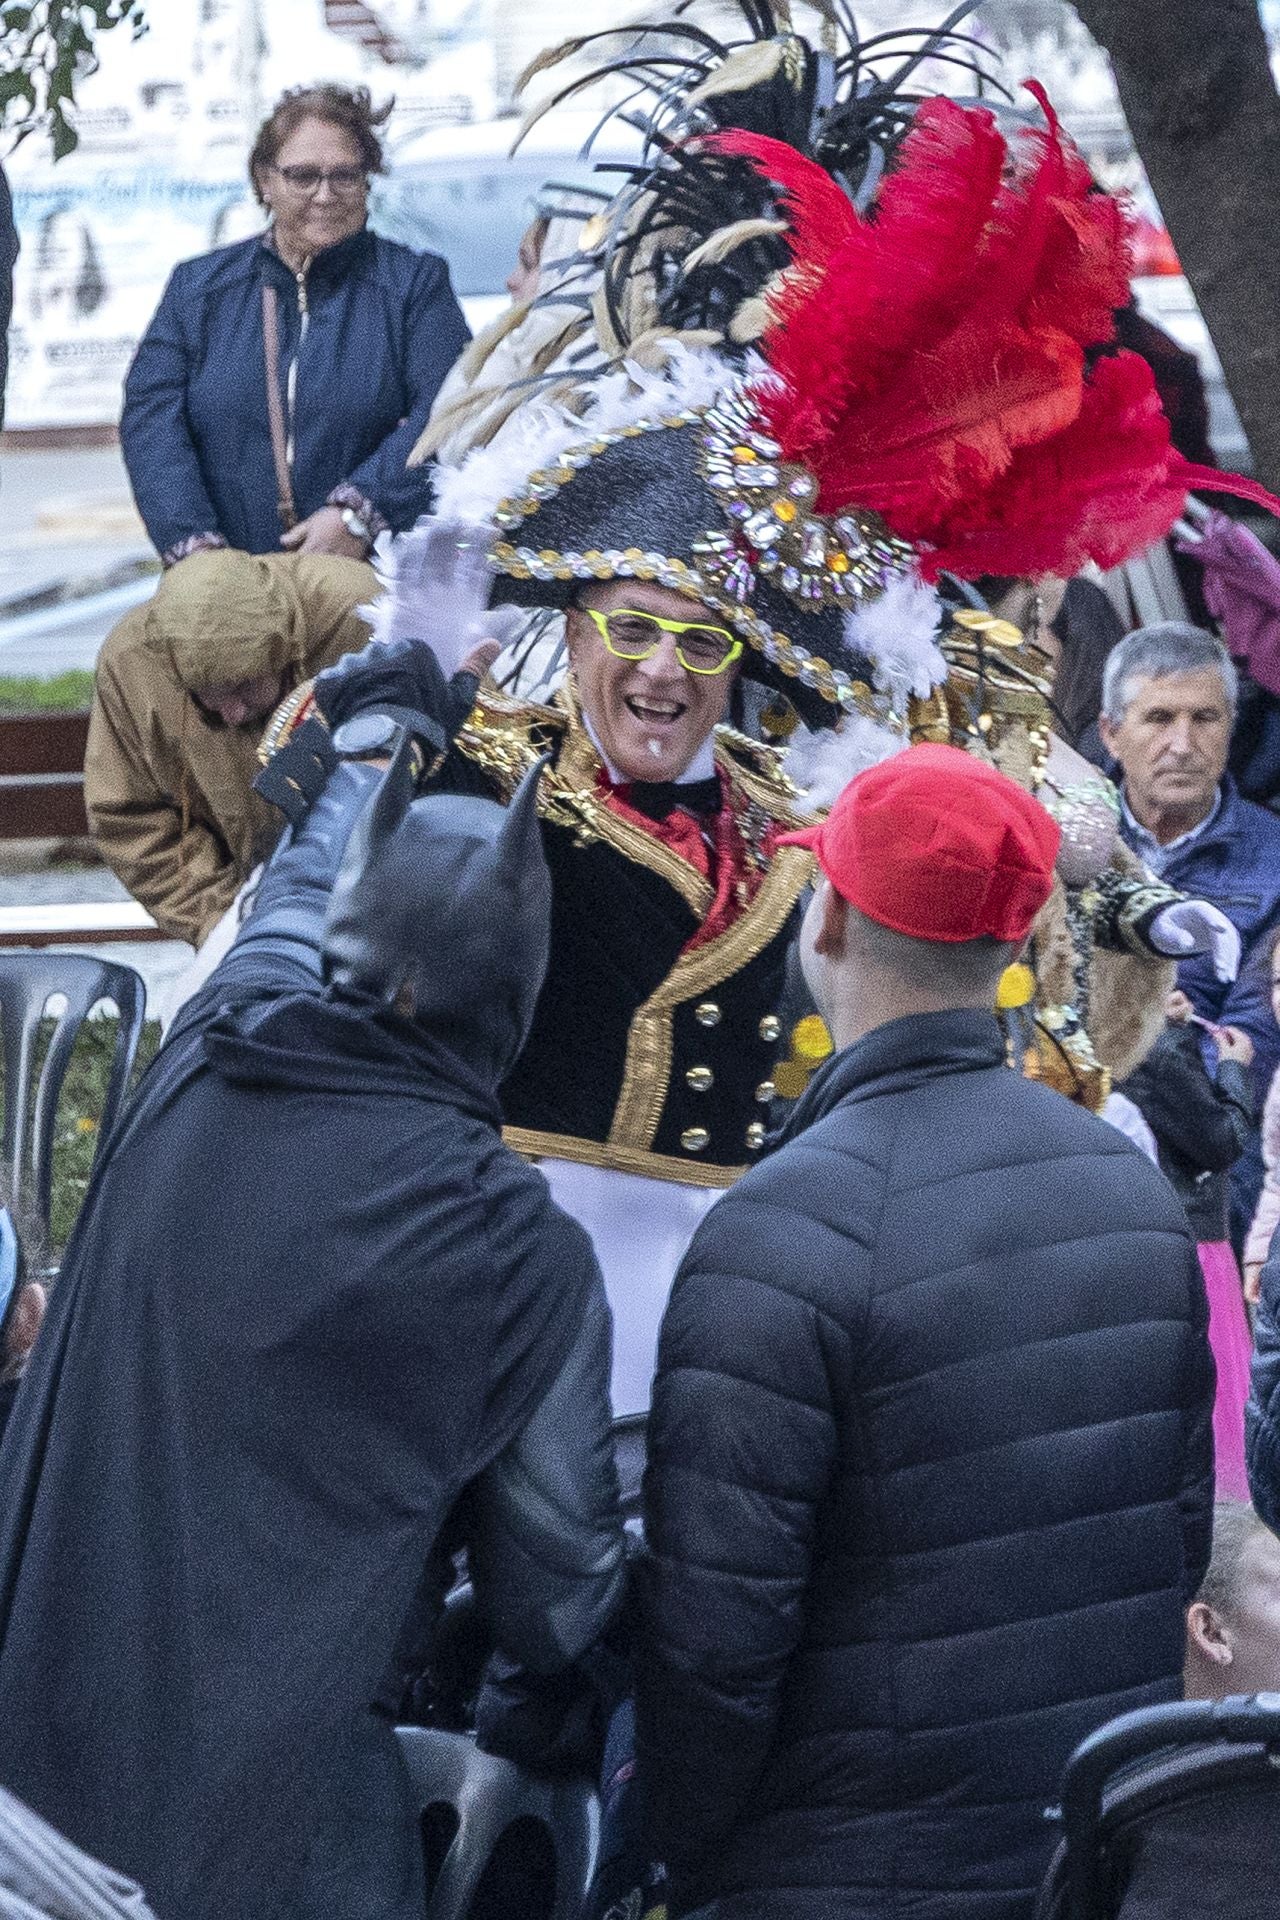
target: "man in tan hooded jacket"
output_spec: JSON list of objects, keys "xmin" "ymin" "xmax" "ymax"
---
[{"xmin": 86, "ymin": 549, "xmax": 377, "ymax": 948}]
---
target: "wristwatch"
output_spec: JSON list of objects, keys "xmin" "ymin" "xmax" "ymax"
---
[
  {"xmin": 331, "ymin": 712, "xmax": 400, "ymax": 759},
  {"xmin": 340, "ymin": 506, "xmax": 372, "ymax": 545},
  {"xmin": 331, "ymin": 709, "xmax": 444, "ymax": 783}
]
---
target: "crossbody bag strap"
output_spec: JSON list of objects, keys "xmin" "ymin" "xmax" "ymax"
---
[{"xmin": 261, "ymin": 281, "xmax": 298, "ymax": 532}]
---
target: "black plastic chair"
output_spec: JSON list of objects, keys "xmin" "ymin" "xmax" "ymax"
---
[
  {"xmin": 1035, "ymin": 1694, "xmax": 1280, "ymax": 1920},
  {"xmin": 0, "ymin": 952, "xmax": 147, "ymax": 1239},
  {"xmin": 397, "ymin": 1725, "xmax": 597, "ymax": 1920},
  {"xmin": 393, "ymin": 1415, "xmax": 647, "ymax": 1918}
]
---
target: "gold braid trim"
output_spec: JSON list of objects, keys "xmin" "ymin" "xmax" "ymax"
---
[
  {"xmin": 502, "ymin": 1127, "xmax": 743, "ymax": 1189},
  {"xmin": 607, "ymin": 843, "xmax": 814, "ymax": 1153},
  {"xmin": 257, "ymin": 680, "xmax": 319, "ymax": 766}
]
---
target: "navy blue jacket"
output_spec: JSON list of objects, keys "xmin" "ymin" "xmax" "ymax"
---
[
  {"xmin": 1117, "ymin": 777, "xmax": 1280, "ymax": 1242},
  {"xmin": 120, "ymin": 227, "xmax": 469, "ymax": 559},
  {"xmin": 639, "ymin": 1010, "xmax": 1214, "ymax": 1920}
]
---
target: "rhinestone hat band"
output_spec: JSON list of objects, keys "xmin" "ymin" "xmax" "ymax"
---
[{"xmin": 693, "ymin": 387, "xmax": 916, "ymax": 610}]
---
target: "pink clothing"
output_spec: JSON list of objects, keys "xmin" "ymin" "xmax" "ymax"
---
[
  {"xmin": 1175, "ymin": 509, "xmax": 1280, "ymax": 698},
  {"xmin": 1245, "ymin": 1065, "xmax": 1280, "ymax": 1269},
  {"xmin": 1199, "ymin": 1238, "xmax": 1251, "ymax": 1498}
]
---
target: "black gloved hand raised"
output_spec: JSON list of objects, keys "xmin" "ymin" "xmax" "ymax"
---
[{"xmin": 311, "ymin": 634, "xmax": 480, "ymax": 754}]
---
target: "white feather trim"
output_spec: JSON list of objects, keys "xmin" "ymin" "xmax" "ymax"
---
[
  {"xmin": 783, "ymin": 714, "xmax": 907, "ymax": 815},
  {"xmin": 842, "ymin": 573, "xmax": 947, "ymax": 707},
  {"xmin": 433, "ymin": 345, "xmax": 749, "ymax": 528}
]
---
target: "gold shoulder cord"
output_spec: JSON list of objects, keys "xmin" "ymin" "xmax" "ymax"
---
[{"xmin": 606, "ymin": 844, "xmax": 814, "ymax": 1154}]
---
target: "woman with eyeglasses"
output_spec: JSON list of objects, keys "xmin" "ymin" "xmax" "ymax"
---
[{"xmin": 121, "ymin": 84, "xmax": 470, "ymax": 569}]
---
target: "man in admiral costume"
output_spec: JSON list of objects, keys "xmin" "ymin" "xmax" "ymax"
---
[{"xmin": 258, "ymin": 10, "xmax": 1267, "ymax": 1412}]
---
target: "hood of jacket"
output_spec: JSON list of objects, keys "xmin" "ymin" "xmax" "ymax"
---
[
  {"xmin": 201, "ymin": 982, "xmax": 501, "ymax": 1125},
  {"xmin": 145, "ymin": 548, "xmax": 310, "ymax": 692}
]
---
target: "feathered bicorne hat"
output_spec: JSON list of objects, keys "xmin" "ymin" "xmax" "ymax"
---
[{"xmin": 396, "ymin": 4, "xmax": 1280, "ymax": 737}]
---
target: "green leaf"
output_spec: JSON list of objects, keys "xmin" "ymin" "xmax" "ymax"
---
[
  {"xmin": 0, "ymin": 70, "xmax": 37, "ymax": 105},
  {"xmin": 50, "ymin": 107, "xmax": 78, "ymax": 157}
]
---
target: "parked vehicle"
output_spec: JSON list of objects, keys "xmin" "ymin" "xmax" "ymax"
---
[{"xmin": 374, "ymin": 111, "xmax": 643, "ymax": 333}]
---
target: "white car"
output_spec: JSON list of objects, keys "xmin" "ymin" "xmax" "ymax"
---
[{"xmin": 374, "ymin": 110, "xmax": 643, "ymax": 333}]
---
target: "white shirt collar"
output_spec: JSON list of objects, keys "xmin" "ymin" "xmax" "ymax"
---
[{"xmin": 1120, "ymin": 784, "xmax": 1222, "ymax": 865}]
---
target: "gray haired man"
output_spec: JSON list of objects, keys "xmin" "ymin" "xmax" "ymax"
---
[{"xmin": 1101, "ymin": 621, "xmax": 1280, "ymax": 1241}]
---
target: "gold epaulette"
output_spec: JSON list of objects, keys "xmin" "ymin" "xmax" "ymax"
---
[
  {"xmin": 713, "ymin": 723, "xmax": 811, "ymax": 829},
  {"xmin": 455, "ymin": 689, "xmax": 567, "ymax": 798},
  {"xmin": 908, "ymin": 609, "xmax": 1055, "ymax": 791}
]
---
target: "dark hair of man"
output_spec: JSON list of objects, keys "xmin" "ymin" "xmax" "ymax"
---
[
  {"xmin": 845, "ymin": 905, "xmax": 1017, "ymax": 999},
  {"xmin": 249, "ymin": 84, "xmax": 392, "ymax": 206},
  {"xmin": 1195, "ymin": 1502, "xmax": 1269, "ymax": 1619}
]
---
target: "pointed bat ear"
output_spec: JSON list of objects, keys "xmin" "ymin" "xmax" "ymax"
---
[
  {"xmin": 340, "ymin": 729, "xmax": 417, "ymax": 880},
  {"xmin": 493, "ymin": 754, "xmax": 549, "ymax": 887}
]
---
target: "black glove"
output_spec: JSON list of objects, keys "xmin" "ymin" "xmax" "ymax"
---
[{"xmin": 312, "ymin": 634, "xmax": 482, "ymax": 750}]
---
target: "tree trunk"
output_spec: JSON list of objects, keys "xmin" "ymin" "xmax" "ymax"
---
[{"xmin": 1073, "ymin": 0, "xmax": 1280, "ymax": 488}]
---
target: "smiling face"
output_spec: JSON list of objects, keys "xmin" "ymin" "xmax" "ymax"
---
[
  {"xmin": 258, "ymin": 115, "xmax": 368, "ymax": 265},
  {"xmin": 1099, "ymin": 666, "xmax": 1233, "ymax": 840},
  {"xmin": 565, "ymin": 579, "xmax": 739, "ymax": 783}
]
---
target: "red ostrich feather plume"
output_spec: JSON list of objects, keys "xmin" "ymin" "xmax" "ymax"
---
[{"xmin": 710, "ymin": 92, "xmax": 1280, "ymax": 580}]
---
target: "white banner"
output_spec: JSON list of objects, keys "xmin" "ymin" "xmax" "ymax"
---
[{"xmin": 4, "ymin": 0, "xmax": 493, "ymax": 430}]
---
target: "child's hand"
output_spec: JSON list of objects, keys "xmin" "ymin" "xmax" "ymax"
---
[
  {"xmin": 1217, "ymin": 1026, "xmax": 1255, "ymax": 1067},
  {"xmin": 1245, "ymin": 1261, "xmax": 1264, "ymax": 1306},
  {"xmin": 1165, "ymin": 990, "xmax": 1194, "ymax": 1024}
]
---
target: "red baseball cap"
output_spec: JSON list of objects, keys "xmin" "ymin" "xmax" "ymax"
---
[{"xmin": 778, "ymin": 743, "xmax": 1061, "ymax": 944}]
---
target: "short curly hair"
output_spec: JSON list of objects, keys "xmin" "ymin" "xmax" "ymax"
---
[{"xmin": 249, "ymin": 84, "xmax": 392, "ymax": 206}]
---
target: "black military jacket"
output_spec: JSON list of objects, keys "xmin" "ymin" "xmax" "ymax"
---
[{"xmin": 454, "ymin": 687, "xmax": 813, "ymax": 1185}]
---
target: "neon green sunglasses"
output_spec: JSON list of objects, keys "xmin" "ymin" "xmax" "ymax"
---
[{"xmin": 583, "ymin": 607, "xmax": 744, "ymax": 676}]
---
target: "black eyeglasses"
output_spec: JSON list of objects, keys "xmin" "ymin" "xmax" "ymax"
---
[{"xmin": 272, "ymin": 164, "xmax": 368, "ymax": 198}]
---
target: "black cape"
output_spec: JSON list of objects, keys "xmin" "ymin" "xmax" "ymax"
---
[{"xmin": 0, "ymin": 942, "xmax": 604, "ymax": 1920}]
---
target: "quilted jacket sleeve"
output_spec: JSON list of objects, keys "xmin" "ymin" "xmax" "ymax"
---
[{"xmin": 636, "ymin": 1172, "xmax": 859, "ymax": 1888}]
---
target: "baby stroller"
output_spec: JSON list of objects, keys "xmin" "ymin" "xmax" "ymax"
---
[{"xmin": 1035, "ymin": 1695, "xmax": 1280, "ymax": 1919}]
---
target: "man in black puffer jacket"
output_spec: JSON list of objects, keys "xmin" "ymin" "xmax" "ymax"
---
[{"xmin": 638, "ymin": 743, "xmax": 1215, "ymax": 1920}]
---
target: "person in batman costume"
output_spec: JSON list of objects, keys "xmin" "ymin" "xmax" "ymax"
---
[{"xmin": 0, "ymin": 681, "xmax": 626, "ymax": 1920}]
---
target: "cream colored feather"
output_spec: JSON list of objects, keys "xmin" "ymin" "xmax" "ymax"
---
[{"xmin": 683, "ymin": 218, "xmax": 788, "ymax": 276}]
